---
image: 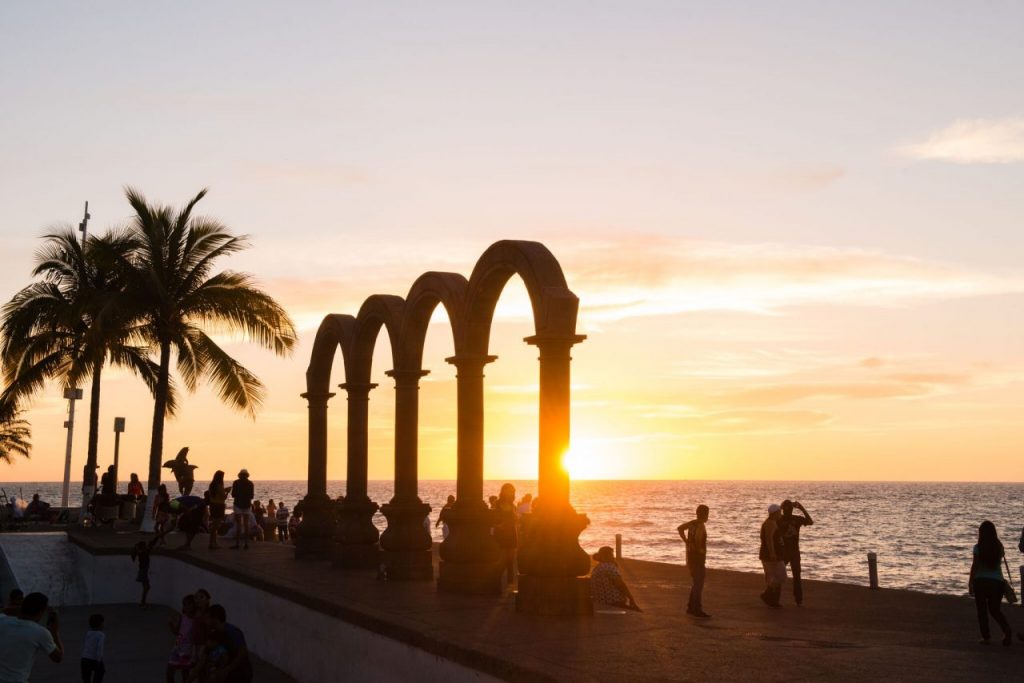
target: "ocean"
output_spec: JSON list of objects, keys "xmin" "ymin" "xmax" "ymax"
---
[{"xmin": 3, "ymin": 479, "xmax": 1021, "ymax": 597}]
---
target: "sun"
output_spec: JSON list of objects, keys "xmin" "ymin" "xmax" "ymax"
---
[{"xmin": 560, "ymin": 442, "xmax": 620, "ymax": 480}]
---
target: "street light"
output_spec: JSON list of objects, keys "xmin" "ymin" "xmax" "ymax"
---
[
  {"xmin": 112, "ymin": 417, "xmax": 125, "ymax": 491},
  {"xmin": 60, "ymin": 387, "xmax": 83, "ymax": 508}
]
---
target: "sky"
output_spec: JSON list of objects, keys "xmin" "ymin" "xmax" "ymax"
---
[{"xmin": 1, "ymin": 2, "xmax": 1022, "ymax": 484}]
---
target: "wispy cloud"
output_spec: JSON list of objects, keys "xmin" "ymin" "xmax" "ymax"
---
[{"xmin": 900, "ymin": 118, "xmax": 1024, "ymax": 164}]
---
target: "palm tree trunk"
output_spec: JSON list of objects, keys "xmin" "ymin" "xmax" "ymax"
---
[
  {"xmin": 141, "ymin": 341, "xmax": 171, "ymax": 532},
  {"xmin": 79, "ymin": 360, "xmax": 103, "ymax": 520}
]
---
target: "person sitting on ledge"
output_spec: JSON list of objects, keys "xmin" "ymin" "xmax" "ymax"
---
[
  {"xmin": 25, "ymin": 494, "xmax": 50, "ymax": 520},
  {"xmin": 590, "ymin": 546, "xmax": 642, "ymax": 612}
]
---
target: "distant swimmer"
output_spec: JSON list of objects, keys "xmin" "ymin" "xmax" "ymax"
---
[
  {"xmin": 759, "ymin": 504, "xmax": 786, "ymax": 608},
  {"xmin": 678, "ymin": 505, "xmax": 711, "ymax": 618},
  {"xmin": 778, "ymin": 500, "xmax": 814, "ymax": 606}
]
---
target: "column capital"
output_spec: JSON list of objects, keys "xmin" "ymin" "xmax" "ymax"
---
[
  {"xmin": 445, "ymin": 354, "xmax": 498, "ymax": 368},
  {"xmin": 301, "ymin": 391, "xmax": 336, "ymax": 405},
  {"xmin": 339, "ymin": 382, "xmax": 378, "ymax": 396},
  {"xmin": 385, "ymin": 368, "xmax": 431, "ymax": 385},
  {"xmin": 523, "ymin": 333, "xmax": 587, "ymax": 348}
]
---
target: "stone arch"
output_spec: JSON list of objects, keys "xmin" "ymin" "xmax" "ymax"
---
[
  {"xmin": 351, "ymin": 294, "xmax": 405, "ymax": 384},
  {"xmin": 306, "ymin": 313, "xmax": 357, "ymax": 395},
  {"xmin": 463, "ymin": 240, "xmax": 580, "ymax": 357},
  {"xmin": 396, "ymin": 271, "xmax": 468, "ymax": 371}
]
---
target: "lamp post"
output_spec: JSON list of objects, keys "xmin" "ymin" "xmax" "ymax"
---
[
  {"xmin": 60, "ymin": 387, "xmax": 84, "ymax": 508},
  {"xmin": 112, "ymin": 417, "xmax": 125, "ymax": 491}
]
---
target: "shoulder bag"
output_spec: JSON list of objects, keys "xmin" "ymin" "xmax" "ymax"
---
[{"xmin": 1003, "ymin": 556, "xmax": 1018, "ymax": 604}]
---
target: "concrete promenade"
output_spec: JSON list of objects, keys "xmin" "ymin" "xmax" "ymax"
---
[{"xmin": 68, "ymin": 528, "xmax": 1022, "ymax": 682}]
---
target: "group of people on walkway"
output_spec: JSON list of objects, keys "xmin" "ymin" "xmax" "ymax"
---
[{"xmin": 150, "ymin": 469, "xmax": 302, "ymax": 552}]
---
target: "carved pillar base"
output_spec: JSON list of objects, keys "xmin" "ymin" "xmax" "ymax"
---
[
  {"xmin": 437, "ymin": 503, "xmax": 501, "ymax": 595},
  {"xmin": 516, "ymin": 507, "xmax": 591, "ymax": 614},
  {"xmin": 515, "ymin": 576, "xmax": 593, "ymax": 616},
  {"xmin": 294, "ymin": 495, "xmax": 336, "ymax": 561},
  {"xmin": 332, "ymin": 498, "xmax": 380, "ymax": 570},
  {"xmin": 379, "ymin": 500, "xmax": 433, "ymax": 580}
]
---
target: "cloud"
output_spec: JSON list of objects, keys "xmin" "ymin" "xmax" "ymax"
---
[
  {"xmin": 263, "ymin": 234, "xmax": 1024, "ymax": 331},
  {"xmin": 900, "ymin": 118, "xmax": 1024, "ymax": 164},
  {"xmin": 636, "ymin": 404, "xmax": 832, "ymax": 435}
]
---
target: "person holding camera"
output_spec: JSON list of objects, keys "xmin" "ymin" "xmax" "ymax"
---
[
  {"xmin": 778, "ymin": 500, "xmax": 814, "ymax": 606},
  {"xmin": 0, "ymin": 591, "xmax": 64, "ymax": 681}
]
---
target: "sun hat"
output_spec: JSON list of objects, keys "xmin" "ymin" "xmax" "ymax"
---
[
  {"xmin": 767, "ymin": 503, "xmax": 781, "ymax": 514},
  {"xmin": 592, "ymin": 546, "xmax": 616, "ymax": 562}
]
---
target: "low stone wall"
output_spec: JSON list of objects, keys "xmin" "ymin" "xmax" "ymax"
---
[{"xmin": 0, "ymin": 534, "xmax": 497, "ymax": 683}]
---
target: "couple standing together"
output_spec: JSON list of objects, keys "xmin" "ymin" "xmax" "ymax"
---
[{"xmin": 677, "ymin": 500, "xmax": 813, "ymax": 617}]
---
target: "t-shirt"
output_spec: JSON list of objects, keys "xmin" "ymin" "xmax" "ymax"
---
[
  {"xmin": 276, "ymin": 507, "xmax": 289, "ymax": 524},
  {"xmin": 759, "ymin": 519, "xmax": 784, "ymax": 561},
  {"xmin": 0, "ymin": 614, "xmax": 57, "ymax": 682},
  {"xmin": 82, "ymin": 629, "xmax": 104, "ymax": 661},
  {"xmin": 973, "ymin": 545, "xmax": 1004, "ymax": 582},
  {"xmin": 591, "ymin": 562, "xmax": 626, "ymax": 606},
  {"xmin": 778, "ymin": 515, "xmax": 809, "ymax": 559},
  {"xmin": 214, "ymin": 623, "xmax": 253, "ymax": 682},
  {"xmin": 682, "ymin": 521, "xmax": 707, "ymax": 565},
  {"xmin": 231, "ymin": 479, "xmax": 254, "ymax": 508}
]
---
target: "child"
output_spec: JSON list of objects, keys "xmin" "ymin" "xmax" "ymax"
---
[
  {"xmin": 130, "ymin": 537, "xmax": 159, "ymax": 608},
  {"xmin": 276, "ymin": 502, "xmax": 290, "ymax": 543},
  {"xmin": 81, "ymin": 613, "xmax": 105, "ymax": 682},
  {"xmin": 166, "ymin": 594, "xmax": 198, "ymax": 683},
  {"xmin": 288, "ymin": 509, "xmax": 301, "ymax": 543}
]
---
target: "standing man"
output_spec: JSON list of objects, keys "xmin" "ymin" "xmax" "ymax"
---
[
  {"xmin": 677, "ymin": 504, "xmax": 711, "ymax": 618},
  {"xmin": 778, "ymin": 500, "xmax": 814, "ymax": 606},
  {"xmin": 0, "ymin": 591, "xmax": 64, "ymax": 682},
  {"xmin": 759, "ymin": 504, "xmax": 786, "ymax": 608},
  {"xmin": 231, "ymin": 469, "xmax": 254, "ymax": 550}
]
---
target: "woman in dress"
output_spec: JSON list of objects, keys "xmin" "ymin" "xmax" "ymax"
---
[
  {"xmin": 968, "ymin": 520, "xmax": 1014, "ymax": 646},
  {"xmin": 166, "ymin": 593, "xmax": 198, "ymax": 682},
  {"xmin": 206, "ymin": 471, "xmax": 229, "ymax": 550}
]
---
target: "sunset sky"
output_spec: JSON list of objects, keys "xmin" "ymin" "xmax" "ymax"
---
[{"xmin": 1, "ymin": 2, "xmax": 1022, "ymax": 483}]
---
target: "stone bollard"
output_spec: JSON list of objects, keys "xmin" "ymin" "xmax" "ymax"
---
[
  {"xmin": 615, "ymin": 534, "xmax": 622, "ymax": 559},
  {"xmin": 867, "ymin": 552, "xmax": 879, "ymax": 589}
]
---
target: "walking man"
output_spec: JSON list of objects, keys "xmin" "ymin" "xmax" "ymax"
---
[
  {"xmin": 778, "ymin": 500, "xmax": 813, "ymax": 605},
  {"xmin": 0, "ymin": 591, "xmax": 64, "ymax": 682},
  {"xmin": 678, "ymin": 504, "xmax": 711, "ymax": 618},
  {"xmin": 759, "ymin": 504, "xmax": 786, "ymax": 607}
]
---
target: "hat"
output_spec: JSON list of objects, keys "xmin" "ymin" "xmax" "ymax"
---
[
  {"xmin": 592, "ymin": 546, "xmax": 616, "ymax": 562},
  {"xmin": 767, "ymin": 503, "xmax": 781, "ymax": 514},
  {"xmin": 239, "ymin": 469, "xmax": 250, "ymax": 478}
]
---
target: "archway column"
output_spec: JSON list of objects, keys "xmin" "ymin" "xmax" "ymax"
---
[
  {"xmin": 516, "ymin": 333, "xmax": 592, "ymax": 615},
  {"xmin": 379, "ymin": 368, "xmax": 433, "ymax": 580},
  {"xmin": 333, "ymin": 382, "xmax": 381, "ymax": 569},
  {"xmin": 296, "ymin": 390, "xmax": 335, "ymax": 559},
  {"xmin": 438, "ymin": 353, "xmax": 503, "ymax": 595}
]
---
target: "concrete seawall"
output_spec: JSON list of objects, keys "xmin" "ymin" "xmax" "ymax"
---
[{"xmin": 5, "ymin": 529, "xmax": 1022, "ymax": 682}]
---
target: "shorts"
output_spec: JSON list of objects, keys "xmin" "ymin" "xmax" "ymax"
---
[{"xmin": 761, "ymin": 559, "xmax": 786, "ymax": 585}]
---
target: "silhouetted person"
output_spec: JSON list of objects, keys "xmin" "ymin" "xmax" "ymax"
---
[
  {"xmin": 167, "ymin": 594, "xmax": 199, "ymax": 682},
  {"xmin": 494, "ymin": 483, "xmax": 518, "ymax": 586},
  {"xmin": 778, "ymin": 500, "xmax": 813, "ymax": 605},
  {"xmin": 153, "ymin": 484, "xmax": 172, "ymax": 542},
  {"xmin": 968, "ymin": 520, "xmax": 1013, "ymax": 646},
  {"xmin": 172, "ymin": 496, "xmax": 207, "ymax": 551},
  {"xmin": 0, "ymin": 591, "xmax": 63, "ymax": 681},
  {"xmin": 678, "ymin": 504, "xmax": 710, "ymax": 618},
  {"xmin": 590, "ymin": 546, "xmax": 641, "ymax": 611},
  {"xmin": 760, "ymin": 504, "xmax": 786, "ymax": 608},
  {"xmin": 275, "ymin": 502, "xmax": 290, "ymax": 542},
  {"xmin": 230, "ymin": 469, "xmax": 254, "ymax": 550},
  {"xmin": 127, "ymin": 473, "xmax": 144, "ymax": 500},
  {"xmin": 4, "ymin": 588, "xmax": 24, "ymax": 616},
  {"xmin": 99, "ymin": 465, "xmax": 116, "ymax": 504},
  {"xmin": 206, "ymin": 471, "xmax": 229, "ymax": 550},
  {"xmin": 131, "ymin": 537, "xmax": 161, "ymax": 608},
  {"xmin": 80, "ymin": 613, "xmax": 105, "ymax": 682},
  {"xmin": 436, "ymin": 495, "xmax": 455, "ymax": 540},
  {"xmin": 194, "ymin": 604, "xmax": 253, "ymax": 682}
]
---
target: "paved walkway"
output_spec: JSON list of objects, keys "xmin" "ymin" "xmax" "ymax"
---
[
  {"xmin": 29, "ymin": 603, "xmax": 294, "ymax": 682},
  {"xmin": 69, "ymin": 529, "xmax": 1023, "ymax": 682}
]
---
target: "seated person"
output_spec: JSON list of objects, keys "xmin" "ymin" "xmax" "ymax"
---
[
  {"xmin": 25, "ymin": 494, "xmax": 51, "ymax": 519},
  {"xmin": 590, "ymin": 546, "xmax": 641, "ymax": 611}
]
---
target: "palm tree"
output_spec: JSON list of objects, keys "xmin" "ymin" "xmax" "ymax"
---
[
  {"xmin": 0, "ymin": 395, "xmax": 31, "ymax": 465},
  {"xmin": 0, "ymin": 229, "xmax": 160, "ymax": 498},
  {"xmin": 114, "ymin": 188, "xmax": 296, "ymax": 530}
]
